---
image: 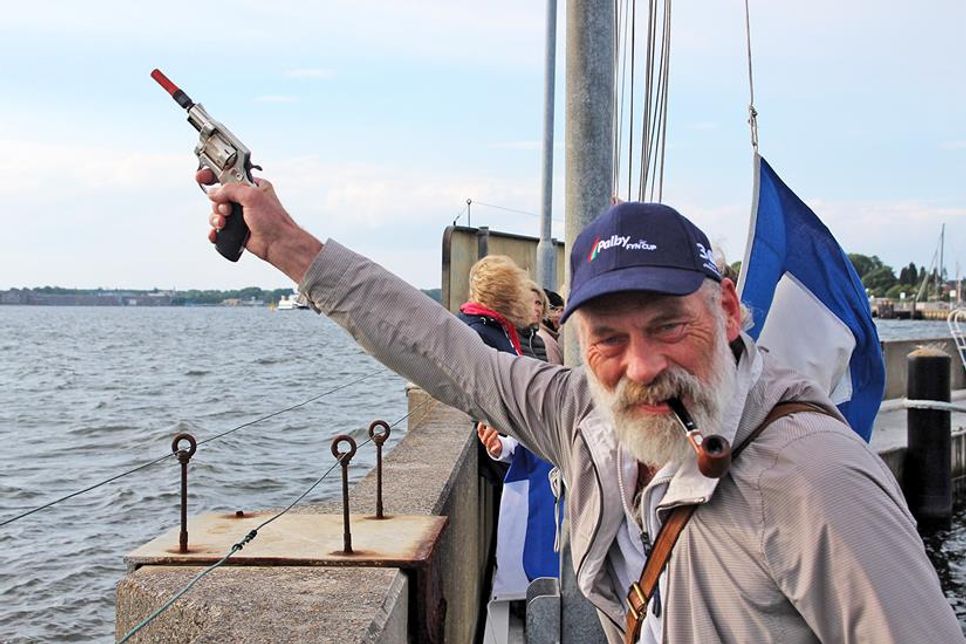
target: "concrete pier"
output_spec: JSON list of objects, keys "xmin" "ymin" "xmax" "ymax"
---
[{"xmin": 116, "ymin": 343, "xmax": 966, "ymax": 642}]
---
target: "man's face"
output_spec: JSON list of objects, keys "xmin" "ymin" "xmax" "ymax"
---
[{"xmin": 577, "ymin": 279, "xmax": 742, "ymax": 467}]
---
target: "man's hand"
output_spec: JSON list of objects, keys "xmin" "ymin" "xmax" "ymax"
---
[
  {"xmin": 477, "ymin": 422, "xmax": 503, "ymax": 458},
  {"xmin": 198, "ymin": 168, "xmax": 323, "ymax": 283}
]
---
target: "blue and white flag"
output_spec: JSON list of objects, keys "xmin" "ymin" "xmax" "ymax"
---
[
  {"xmin": 737, "ymin": 154, "xmax": 885, "ymax": 441},
  {"xmin": 490, "ymin": 446, "xmax": 560, "ymax": 600}
]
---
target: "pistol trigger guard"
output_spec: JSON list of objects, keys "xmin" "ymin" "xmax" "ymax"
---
[{"xmin": 196, "ymin": 161, "xmax": 218, "ymax": 195}]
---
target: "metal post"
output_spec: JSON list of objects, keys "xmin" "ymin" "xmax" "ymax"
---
[
  {"xmin": 904, "ymin": 347, "xmax": 952, "ymax": 528},
  {"xmin": 331, "ymin": 435, "xmax": 358, "ymax": 553},
  {"xmin": 536, "ymin": 0, "xmax": 559, "ymax": 291},
  {"xmin": 368, "ymin": 420, "xmax": 391, "ymax": 519},
  {"xmin": 171, "ymin": 433, "xmax": 197, "ymax": 554},
  {"xmin": 559, "ymin": 523, "xmax": 607, "ymax": 642},
  {"xmin": 476, "ymin": 226, "xmax": 490, "ymax": 260},
  {"xmin": 564, "ymin": 0, "xmax": 615, "ymax": 366}
]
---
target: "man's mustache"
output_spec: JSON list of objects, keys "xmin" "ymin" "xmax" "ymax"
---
[{"xmin": 617, "ymin": 368, "xmax": 703, "ymax": 412}]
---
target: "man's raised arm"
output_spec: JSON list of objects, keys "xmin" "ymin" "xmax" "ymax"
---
[
  {"xmin": 200, "ymin": 169, "xmax": 323, "ymax": 284},
  {"xmin": 199, "ymin": 171, "xmax": 590, "ymax": 467}
]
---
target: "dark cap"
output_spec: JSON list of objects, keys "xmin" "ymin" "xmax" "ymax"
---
[
  {"xmin": 559, "ymin": 202, "xmax": 721, "ymax": 324},
  {"xmin": 544, "ymin": 289, "xmax": 564, "ymax": 308}
]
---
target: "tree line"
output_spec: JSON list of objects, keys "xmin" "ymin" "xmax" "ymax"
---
[{"xmin": 729, "ymin": 254, "xmax": 951, "ymax": 300}]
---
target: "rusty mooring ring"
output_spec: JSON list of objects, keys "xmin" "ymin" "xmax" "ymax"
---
[
  {"xmin": 331, "ymin": 434, "xmax": 358, "ymax": 461},
  {"xmin": 171, "ymin": 432, "xmax": 197, "ymax": 459},
  {"xmin": 368, "ymin": 420, "xmax": 391, "ymax": 446}
]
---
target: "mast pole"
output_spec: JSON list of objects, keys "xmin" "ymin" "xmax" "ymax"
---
[
  {"xmin": 564, "ymin": 0, "xmax": 615, "ymax": 366},
  {"xmin": 939, "ymin": 223, "xmax": 945, "ymax": 301},
  {"xmin": 536, "ymin": 0, "xmax": 559, "ymax": 291}
]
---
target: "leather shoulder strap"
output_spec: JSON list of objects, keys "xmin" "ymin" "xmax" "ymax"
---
[{"xmin": 623, "ymin": 401, "xmax": 832, "ymax": 644}]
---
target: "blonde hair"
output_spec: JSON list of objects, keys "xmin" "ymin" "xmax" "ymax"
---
[{"xmin": 467, "ymin": 255, "xmax": 531, "ymax": 328}]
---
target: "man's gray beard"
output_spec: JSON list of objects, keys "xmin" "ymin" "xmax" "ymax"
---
[{"xmin": 585, "ymin": 315, "xmax": 738, "ymax": 468}]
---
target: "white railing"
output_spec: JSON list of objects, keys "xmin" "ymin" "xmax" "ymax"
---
[{"xmin": 948, "ymin": 308, "xmax": 966, "ymax": 373}]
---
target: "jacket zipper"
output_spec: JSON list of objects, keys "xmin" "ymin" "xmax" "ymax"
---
[{"xmin": 574, "ymin": 431, "xmax": 623, "ymax": 631}]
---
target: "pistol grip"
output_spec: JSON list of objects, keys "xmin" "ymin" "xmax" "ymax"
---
[{"xmin": 214, "ymin": 201, "xmax": 250, "ymax": 262}]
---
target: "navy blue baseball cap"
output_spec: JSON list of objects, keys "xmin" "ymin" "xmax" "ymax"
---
[{"xmin": 559, "ymin": 202, "xmax": 722, "ymax": 324}]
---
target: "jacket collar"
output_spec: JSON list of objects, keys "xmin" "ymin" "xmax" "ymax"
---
[{"xmin": 458, "ymin": 302, "xmax": 523, "ymax": 355}]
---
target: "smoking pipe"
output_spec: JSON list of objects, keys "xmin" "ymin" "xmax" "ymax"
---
[{"xmin": 667, "ymin": 397, "xmax": 732, "ymax": 478}]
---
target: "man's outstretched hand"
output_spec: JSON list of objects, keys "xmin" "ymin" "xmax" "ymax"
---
[{"xmin": 197, "ymin": 168, "xmax": 323, "ymax": 283}]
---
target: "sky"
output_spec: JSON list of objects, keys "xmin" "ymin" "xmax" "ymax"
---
[{"xmin": 1, "ymin": 1, "xmax": 963, "ymax": 291}]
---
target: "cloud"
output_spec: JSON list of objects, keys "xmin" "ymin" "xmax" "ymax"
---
[
  {"xmin": 791, "ymin": 198, "xmax": 966, "ymax": 271},
  {"xmin": 940, "ymin": 141, "xmax": 966, "ymax": 150},
  {"xmin": 0, "ymin": 139, "xmax": 186, "ymax": 196},
  {"xmin": 487, "ymin": 140, "xmax": 541, "ymax": 151},
  {"xmin": 284, "ymin": 68, "xmax": 336, "ymax": 80},
  {"xmin": 255, "ymin": 95, "xmax": 298, "ymax": 104}
]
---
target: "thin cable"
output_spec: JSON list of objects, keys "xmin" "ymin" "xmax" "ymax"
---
[
  {"xmin": 470, "ymin": 200, "xmax": 540, "ymax": 218},
  {"xmin": 118, "ymin": 398, "xmax": 436, "ymax": 643},
  {"xmin": 451, "ymin": 204, "xmax": 468, "ymax": 226},
  {"xmin": 196, "ymin": 370, "xmax": 382, "ymax": 448},
  {"xmin": 0, "ymin": 453, "xmax": 174, "ymax": 528},
  {"xmin": 1, "ymin": 369, "xmax": 385, "ymax": 529},
  {"xmin": 645, "ymin": 0, "xmax": 671, "ymax": 202},
  {"xmin": 639, "ymin": 0, "xmax": 657, "ymax": 199},
  {"xmin": 613, "ymin": 0, "xmax": 627, "ymax": 194},
  {"xmin": 117, "ymin": 448, "xmax": 358, "ymax": 644},
  {"xmin": 470, "ymin": 200, "xmax": 565, "ymax": 224},
  {"xmin": 627, "ymin": 0, "xmax": 637, "ymax": 201},
  {"xmin": 655, "ymin": 0, "xmax": 672, "ymax": 202},
  {"xmin": 744, "ymin": 0, "xmax": 759, "ymax": 151}
]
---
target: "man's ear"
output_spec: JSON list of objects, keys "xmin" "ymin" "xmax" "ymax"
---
[{"xmin": 719, "ymin": 278, "xmax": 742, "ymax": 341}]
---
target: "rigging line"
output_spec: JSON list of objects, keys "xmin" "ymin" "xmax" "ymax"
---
[
  {"xmin": 196, "ymin": 369, "xmax": 384, "ymax": 448},
  {"xmin": 451, "ymin": 204, "xmax": 469, "ymax": 226},
  {"xmin": 612, "ymin": 0, "xmax": 625, "ymax": 193},
  {"xmin": 470, "ymin": 200, "xmax": 564, "ymax": 224},
  {"xmin": 639, "ymin": 0, "xmax": 657, "ymax": 200},
  {"xmin": 627, "ymin": 0, "xmax": 637, "ymax": 201},
  {"xmin": 117, "ymin": 398, "xmax": 435, "ymax": 643},
  {"xmin": 0, "ymin": 369, "xmax": 386, "ymax": 529},
  {"xmin": 617, "ymin": 0, "xmax": 633, "ymax": 197},
  {"xmin": 744, "ymin": 0, "xmax": 759, "ymax": 151},
  {"xmin": 656, "ymin": 0, "xmax": 672, "ymax": 202},
  {"xmin": 648, "ymin": 0, "xmax": 671, "ymax": 202},
  {"xmin": 644, "ymin": 1, "xmax": 658, "ymax": 200}
]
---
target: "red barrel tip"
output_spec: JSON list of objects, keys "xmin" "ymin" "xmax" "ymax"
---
[{"xmin": 151, "ymin": 69, "xmax": 178, "ymax": 96}]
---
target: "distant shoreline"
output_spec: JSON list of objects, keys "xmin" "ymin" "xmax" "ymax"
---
[{"xmin": 0, "ymin": 287, "xmax": 443, "ymax": 307}]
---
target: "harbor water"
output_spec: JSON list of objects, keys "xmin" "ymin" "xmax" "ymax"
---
[{"xmin": 0, "ymin": 308, "xmax": 962, "ymax": 641}]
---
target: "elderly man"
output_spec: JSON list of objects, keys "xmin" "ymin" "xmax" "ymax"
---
[{"xmin": 202, "ymin": 172, "xmax": 963, "ymax": 643}]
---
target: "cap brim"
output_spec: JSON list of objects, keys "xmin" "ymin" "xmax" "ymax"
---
[{"xmin": 559, "ymin": 266, "xmax": 706, "ymax": 325}]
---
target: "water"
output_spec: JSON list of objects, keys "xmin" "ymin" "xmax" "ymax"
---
[
  {"xmin": 873, "ymin": 318, "xmax": 954, "ymax": 342},
  {"xmin": 0, "ymin": 306, "xmax": 406, "ymax": 643},
  {"xmin": 0, "ymin": 309, "xmax": 962, "ymax": 641}
]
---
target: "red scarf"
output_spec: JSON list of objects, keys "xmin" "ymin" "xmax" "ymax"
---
[{"xmin": 459, "ymin": 302, "xmax": 523, "ymax": 355}]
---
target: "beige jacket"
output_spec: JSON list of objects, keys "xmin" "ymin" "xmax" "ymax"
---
[{"xmin": 302, "ymin": 241, "xmax": 964, "ymax": 643}]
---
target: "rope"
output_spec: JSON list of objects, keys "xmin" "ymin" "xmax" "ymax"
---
[
  {"xmin": 451, "ymin": 203, "xmax": 469, "ymax": 226},
  {"xmin": 468, "ymin": 200, "xmax": 564, "ymax": 224},
  {"xmin": 117, "ymin": 399, "xmax": 436, "ymax": 643},
  {"xmin": 744, "ymin": 0, "xmax": 759, "ymax": 151},
  {"xmin": 613, "ymin": 0, "xmax": 630, "ymax": 194},
  {"xmin": 0, "ymin": 369, "xmax": 385, "ymax": 529},
  {"xmin": 649, "ymin": 0, "xmax": 672, "ymax": 202},
  {"xmin": 904, "ymin": 399, "xmax": 966, "ymax": 414},
  {"xmin": 627, "ymin": 0, "xmax": 637, "ymax": 201},
  {"xmin": 617, "ymin": 0, "xmax": 671, "ymax": 203}
]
